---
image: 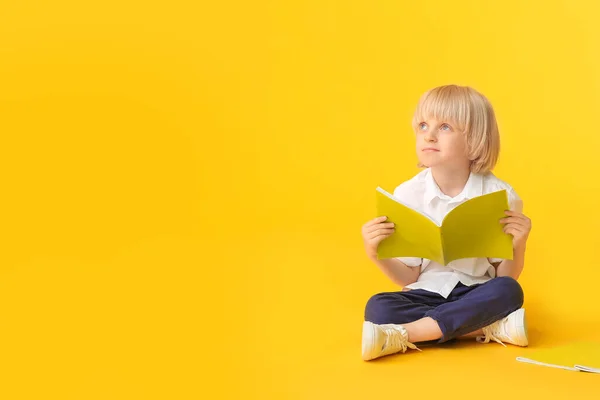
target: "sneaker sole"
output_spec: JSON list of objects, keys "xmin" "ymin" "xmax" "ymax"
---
[
  {"xmin": 362, "ymin": 321, "xmax": 378, "ymax": 361},
  {"xmin": 512, "ymin": 308, "xmax": 529, "ymax": 347}
]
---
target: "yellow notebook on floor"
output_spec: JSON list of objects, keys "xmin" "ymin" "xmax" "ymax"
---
[
  {"xmin": 516, "ymin": 342, "xmax": 600, "ymax": 373},
  {"xmin": 375, "ymin": 187, "xmax": 513, "ymax": 265}
]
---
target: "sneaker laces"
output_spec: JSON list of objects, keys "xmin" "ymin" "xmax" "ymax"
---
[
  {"xmin": 476, "ymin": 320, "xmax": 507, "ymax": 347},
  {"xmin": 383, "ymin": 325, "xmax": 421, "ymax": 353}
]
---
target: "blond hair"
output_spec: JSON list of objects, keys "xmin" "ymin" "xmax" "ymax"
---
[{"xmin": 412, "ymin": 85, "xmax": 500, "ymax": 174}]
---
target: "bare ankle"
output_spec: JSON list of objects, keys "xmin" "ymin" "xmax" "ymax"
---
[{"xmin": 403, "ymin": 317, "xmax": 443, "ymax": 342}]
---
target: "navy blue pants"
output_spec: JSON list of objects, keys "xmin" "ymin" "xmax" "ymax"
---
[{"xmin": 364, "ymin": 276, "xmax": 524, "ymax": 343}]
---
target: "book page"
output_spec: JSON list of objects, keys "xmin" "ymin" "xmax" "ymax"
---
[
  {"xmin": 440, "ymin": 190, "xmax": 513, "ymax": 264},
  {"xmin": 517, "ymin": 342, "xmax": 600, "ymax": 372},
  {"xmin": 375, "ymin": 188, "xmax": 444, "ymax": 263}
]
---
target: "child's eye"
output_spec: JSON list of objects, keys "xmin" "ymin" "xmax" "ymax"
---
[
  {"xmin": 440, "ymin": 124, "xmax": 452, "ymax": 131},
  {"xmin": 419, "ymin": 122, "xmax": 428, "ymax": 131}
]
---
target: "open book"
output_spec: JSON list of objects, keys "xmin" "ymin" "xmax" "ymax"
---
[
  {"xmin": 375, "ymin": 187, "xmax": 513, "ymax": 265},
  {"xmin": 516, "ymin": 342, "xmax": 600, "ymax": 373}
]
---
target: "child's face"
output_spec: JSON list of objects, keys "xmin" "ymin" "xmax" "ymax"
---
[{"xmin": 415, "ymin": 118, "xmax": 469, "ymax": 170}]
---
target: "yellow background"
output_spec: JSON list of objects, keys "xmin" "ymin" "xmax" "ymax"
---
[{"xmin": 1, "ymin": 1, "xmax": 599, "ymax": 398}]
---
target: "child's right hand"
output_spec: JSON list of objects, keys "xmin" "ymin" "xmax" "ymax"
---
[{"xmin": 361, "ymin": 216, "xmax": 395, "ymax": 259}]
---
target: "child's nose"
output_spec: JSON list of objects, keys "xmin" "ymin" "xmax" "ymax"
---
[{"xmin": 425, "ymin": 132, "xmax": 437, "ymax": 142}]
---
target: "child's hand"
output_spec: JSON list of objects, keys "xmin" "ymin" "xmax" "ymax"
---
[
  {"xmin": 500, "ymin": 204, "xmax": 531, "ymax": 250},
  {"xmin": 361, "ymin": 216, "xmax": 395, "ymax": 259}
]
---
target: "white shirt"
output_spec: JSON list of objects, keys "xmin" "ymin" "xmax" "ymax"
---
[{"xmin": 393, "ymin": 168, "xmax": 521, "ymax": 298}]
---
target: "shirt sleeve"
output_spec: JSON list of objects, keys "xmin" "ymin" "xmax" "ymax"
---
[
  {"xmin": 392, "ymin": 183, "xmax": 408, "ymax": 200},
  {"xmin": 395, "ymin": 257, "xmax": 422, "ymax": 267},
  {"xmin": 489, "ymin": 187, "xmax": 522, "ymax": 263}
]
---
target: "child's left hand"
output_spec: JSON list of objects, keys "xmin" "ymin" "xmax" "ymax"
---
[{"xmin": 500, "ymin": 209, "xmax": 532, "ymax": 250}]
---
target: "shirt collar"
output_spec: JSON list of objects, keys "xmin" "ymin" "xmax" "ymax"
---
[{"xmin": 424, "ymin": 168, "xmax": 484, "ymax": 205}]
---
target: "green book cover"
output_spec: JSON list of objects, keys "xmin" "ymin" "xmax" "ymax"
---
[{"xmin": 375, "ymin": 187, "xmax": 513, "ymax": 265}]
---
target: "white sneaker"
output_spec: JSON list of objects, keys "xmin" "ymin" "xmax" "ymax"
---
[
  {"xmin": 476, "ymin": 308, "xmax": 528, "ymax": 347},
  {"xmin": 362, "ymin": 321, "xmax": 420, "ymax": 361}
]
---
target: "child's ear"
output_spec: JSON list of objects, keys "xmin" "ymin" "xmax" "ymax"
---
[{"xmin": 510, "ymin": 199, "xmax": 524, "ymax": 213}]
